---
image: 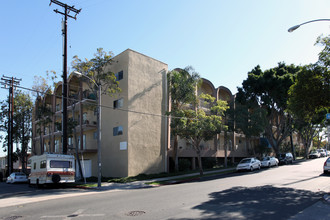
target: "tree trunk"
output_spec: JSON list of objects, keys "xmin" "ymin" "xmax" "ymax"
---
[
  {"xmin": 224, "ymin": 130, "xmax": 228, "ymax": 168},
  {"xmin": 197, "ymin": 151, "xmax": 203, "ymax": 176},
  {"xmin": 173, "ymin": 135, "xmax": 179, "ymax": 172}
]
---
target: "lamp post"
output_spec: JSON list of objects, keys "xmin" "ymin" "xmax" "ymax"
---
[
  {"xmin": 73, "ymin": 71, "xmax": 102, "ymax": 188},
  {"xmin": 288, "ymin": 19, "xmax": 330, "ymax": 32}
]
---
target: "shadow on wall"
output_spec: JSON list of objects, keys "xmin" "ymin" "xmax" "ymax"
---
[{"xmin": 183, "ymin": 185, "xmax": 323, "ymax": 220}]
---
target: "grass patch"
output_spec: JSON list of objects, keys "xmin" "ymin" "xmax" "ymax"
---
[
  {"xmin": 79, "ymin": 166, "xmax": 236, "ymax": 185},
  {"xmin": 146, "ymin": 168, "xmax": 235, "ymax": 186}
]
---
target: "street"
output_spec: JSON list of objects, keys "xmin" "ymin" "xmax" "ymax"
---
[{"xmin": 0, "ymin": 158, "xmax": 329, "ymax": 219}]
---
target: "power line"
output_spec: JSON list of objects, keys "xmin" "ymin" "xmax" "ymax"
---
[{"xmin": 1, "ymin": 84, "xmax": 210, "ymax": 122}]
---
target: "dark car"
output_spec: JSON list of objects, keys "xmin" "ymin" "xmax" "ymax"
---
[{"xmin": 278, "ymin": 153, "xmax": 293, "ymax": 165}]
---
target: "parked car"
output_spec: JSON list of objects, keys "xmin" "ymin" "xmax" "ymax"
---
[
  {"xmin": 308, "ymin": 150, "xmax": 320, "ymax": 159},
  {"xmin": 261, "ymin": 156, "xmax": 278, "ymax": 168},
  {"xmin": 6, "ymin": 172, "xmax": 28, "ymax": 184},
  {"xmin": 278, "ymin": 153, "xmax": 293, "ymax": 165},
  {"xmin": 318, "ymin": 149, "xmax": 326, "ymax": 157},
  {"xmin": 236, "ymin": 158, "xmax": 261, "ymax": 171},
  {"xmin": 323, "ymin": 157, "xmax": 330, "ymax": 174}
]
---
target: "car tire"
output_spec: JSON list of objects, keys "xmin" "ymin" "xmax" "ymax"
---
[
  {"xmin": 250, "ymin": 166, "xmax": 253, "ymax": 171},
  {"xmin": 258, "ymin": 165, "xmax": 261, "ymax": 170},
  {"xmin": 268, "ymin": 163, "xmax": 271, "ymax": 168}
]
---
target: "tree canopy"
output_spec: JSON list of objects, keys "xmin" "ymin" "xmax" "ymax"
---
[
  {"xmin": 236, "ymin": 62, "xmax": 300, "ymax": 155},
  {"xmin": 71, "ymin": 48, "xmax": 121, "ymax": 95}
]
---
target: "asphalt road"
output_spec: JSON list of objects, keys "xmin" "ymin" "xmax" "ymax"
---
[{"xmin": 0, "ymin": 157, "xmax": 329, "ymax": 220}]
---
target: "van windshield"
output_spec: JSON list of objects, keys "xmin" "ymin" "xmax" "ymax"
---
[{"xmin": 50, "ymin": 160, "xmax": 72, "ymax": 168}]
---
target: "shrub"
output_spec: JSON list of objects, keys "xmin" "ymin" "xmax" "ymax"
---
[{"xmin": 179, "ymin": 158, "xmax": 191, "ymax": 171}]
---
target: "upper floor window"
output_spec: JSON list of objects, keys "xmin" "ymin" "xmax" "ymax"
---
[
  {"xmin": 115, "ymin": 71, "xmax": 123, "ymax": 81},
  {"xmin": 113, "ymin": 126, "xmax": 123, "ymax": 136},
  {"xmin": 113, "ymin": 98, "xmax": 123, "ymax": 109}
]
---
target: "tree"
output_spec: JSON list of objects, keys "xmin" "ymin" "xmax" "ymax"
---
[
  {"xmin": 179, "ymin": 94, "xmax": 228, "ymax": 175},
  {"xmin": 233, "ymin": 102, "xmax": 267, "ymax": 156},
  {"xmin": 236, "ymin": 63, "xmax": 300, "ymax": 156},
  {"xmin": 34, "ymin": 95, "xmax": 53, "ymax": 154},
  {"xmin": 0, "ymin": 91, "xmax": 32, "ymax": 173},
  {"xmin": 315, "ymin": 35, "xmax": 330, "ymax": 69},
  {"xmin": 287, "ymin": 64, "xmax": 329, "ymax": 158},
  {"xmin": 71, "ymin": 48, "xmax": 121, "ymax": 95},
  {"xmin": 71, "ymin": 48, "xmax": 121, "ymax": 181},
  {"xmin": 167, "ymin": 66, "xmax": 201, "ymax": 172},
  {"xmin": 13, "ymin": 91, "xmax": 33, "ymax": 173}
]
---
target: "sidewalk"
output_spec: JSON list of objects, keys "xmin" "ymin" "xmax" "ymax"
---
[
  {"xmin": 91, "ymin": 167, "xmax": 236, "ymax": 190},
  {"xmin": 290, "ymin": 195, "xmax": 330, "ymax": 220}
]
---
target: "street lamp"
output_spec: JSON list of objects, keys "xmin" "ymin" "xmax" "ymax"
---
[
  {"xmin": 288, "ymin": 19, "xmax": 330, "ymax": 32},
  {"xmin": 73, "ymin": 71, "xmax": 102, "ymax": 188}
]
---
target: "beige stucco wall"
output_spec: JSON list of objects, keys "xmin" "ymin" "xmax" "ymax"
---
[
  {"xmin": 96, "ymin": 49, "xmax": 168, "ymax": 177},
  {"xmin": 126, "ymin": 50, "xmax": 168, "ymax": 176}
]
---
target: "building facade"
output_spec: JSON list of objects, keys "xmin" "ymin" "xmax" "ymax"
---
[
  {"xmin": 33, "ymin": 48, "xmax": 291, "ymax": 178},
  {"xmin": 32, "ymin": 49, "xmax": 168, "ymax": 177}
]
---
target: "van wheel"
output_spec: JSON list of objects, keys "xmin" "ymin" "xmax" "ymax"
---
[{"xmin": 52, "ymin": 174, "xmax": 61, "ymax": 184}]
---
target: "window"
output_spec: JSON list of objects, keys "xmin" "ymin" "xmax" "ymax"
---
[
  {"xmin": 33, "ymin": 163, "xmax": 36, "ymax": 170},
  {"xmin": 83, "ymin": 112, "xmax": 87, "ymax": 121},
  {"xmin": 113, "ymin": 126, "xmax": 123, "ymax": 136},
  {"xmin": 40, "ymin": 160, "xmax": 47, "ymax": 169},
  {"xmin": 50, "ymin": 160, "xmax": 72, "ymax": 168},
  {"xmin": 93, "ymin": 132, "xmax": 97, "ymax": 139},
  {"xmin": 115, "ymin": 71, "xmax": 123, "ymax": 81},
  {"xmin": 78, "ymin": 134, "xmax": 86, "ymax": 149},
  {"xmin": 55, "ymin": 139, "xmax": 60, "ymax": 152},
  {"xmin": 113, "ymin": 98, "xmax": 123, "ymax": 109}
]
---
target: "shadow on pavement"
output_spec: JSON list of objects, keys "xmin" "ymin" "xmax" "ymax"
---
[
  {"xmin": 172, "ymin": 185, "xmax": 324, "ymax": 220},
  {"xmin": 0, "ymin": 182, "xmax": 94, "ymax": 200}
]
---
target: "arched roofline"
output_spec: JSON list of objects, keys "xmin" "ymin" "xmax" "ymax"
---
[
  {"xmin": 54, "ymin": 81, "xmax": 62, "ymax": 95},
  {"xmin": 201, "ymin": 78, "xmax": 216, "ymax": 91},
  {"xmin": 217, "ymin": 86, "xmax": 233, "ymax": 97}
]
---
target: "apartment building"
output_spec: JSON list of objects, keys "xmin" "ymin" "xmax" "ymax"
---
[
  {"xmin": 167, "ymin": 78, "xmax": 255, "ymax": 169},
  {"xmin": 32, "ymin": 49, "xmax": 168, "ymax": 177},
  {"xmin": 32, "ymin": 48, "xmax": 263, "ymax": 178}
]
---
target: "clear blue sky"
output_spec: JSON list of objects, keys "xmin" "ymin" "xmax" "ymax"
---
[{"xmin": 1, "ymin": 0, "xmax": 330, "ymax": 156}]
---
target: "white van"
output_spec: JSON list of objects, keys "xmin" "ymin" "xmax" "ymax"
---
[{"xmin": 28, "ymin": 153, "xmax": 75, "ymax": 186}]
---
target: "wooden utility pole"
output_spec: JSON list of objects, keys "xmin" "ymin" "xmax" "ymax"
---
[
  {"xmin": 50, "ymin": 0, "xmax": 81, "ymax": 154},
  {"xmin": 0, "ymin": 76, "xmax": 21, "ymax": 176}
]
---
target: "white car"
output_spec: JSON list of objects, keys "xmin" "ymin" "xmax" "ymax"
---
[
  {"xmin": 236, "ymin": 158, "xmax": 261, "ymax": 171},
  {"xmin": 318, "ymin": 149, "xmax": 326, "ymax": 157},
  {"xmin": 309, "ymin": 151, "xmax": 320, "ymax": 159},
  {"xmin": 261, "ymin": 156, "xmax": 278, "ymax": 168},
  {"xmin": 6, "ymin": 172, "xmax": 28, "ymax": 184},
  {"xmin": 324, "ymin": 157, "xmax": 330, "ymax": 174}
]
